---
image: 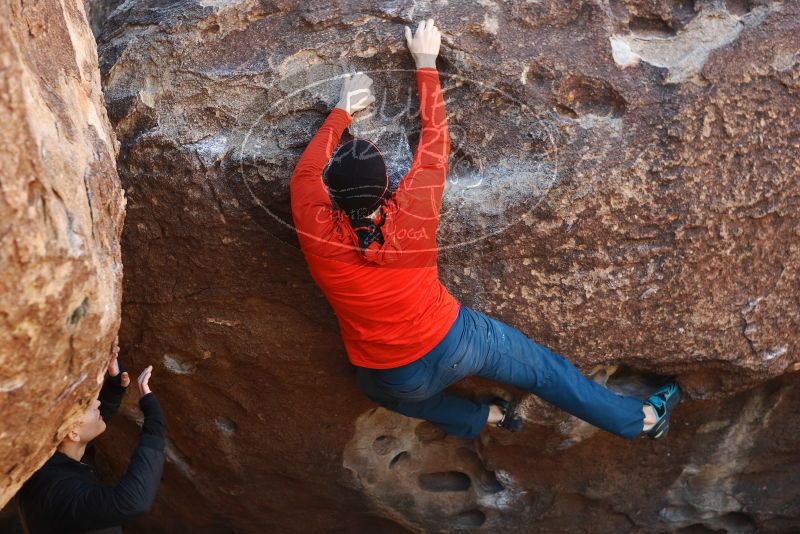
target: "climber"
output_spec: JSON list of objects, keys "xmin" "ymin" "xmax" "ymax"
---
[
  {"xmin": 17, "ymin": 347, "xmax": 166, "ymax": 533},
  {"xmin": 290, "ymin": 18, "xmax": 683, "ymax": 442}
]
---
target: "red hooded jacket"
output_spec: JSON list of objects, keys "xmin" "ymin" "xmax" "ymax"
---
[{"xmin": 290, "ymin": 67, "xmax": 461, "ymax": 369}]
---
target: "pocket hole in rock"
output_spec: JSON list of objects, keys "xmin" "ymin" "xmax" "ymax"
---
[
  {"xmin": 719, "ymin": 511, "xmax": 756, "ymax": 530},
  {"xmin": 477, "ymin": 470, "xmax": 505, "ymax": 494},
  {"xmin": 372, "ymin": 435, "xmax": 400, "ymax": 456},
  {"xmin": 389, "ymin": 451, "xmax": 410, "ymax": 470},
  {"xmin": 554, "ymin": 75, "xmax": 626, "ymax": 118},
  {"xmin": 68, "ymin": 298, "xmax": 89, "ymax": 325},
  {"xmin": 450, "ymin": 509, "xmax": 486, "ymax": 527},
  {"xmin": 418, "ymin": 471, "xmax": 472, "ymax": 492},
  {"xmin": 603, "ymin": 363, "xmax": 673, "ymax": 398},
  {"xmin": 628, "ymin": 15, "xmax": 677, "ymax": 36}
]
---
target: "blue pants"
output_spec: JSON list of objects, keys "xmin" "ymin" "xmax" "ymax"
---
[{"xmin": 355, "ymin": 305, "xmax": 646, "ymax": 440}]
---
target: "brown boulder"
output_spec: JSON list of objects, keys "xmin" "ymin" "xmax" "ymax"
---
[{"xmin": 0, "ymin": 0, "xmax": 125, "ymax": 508}]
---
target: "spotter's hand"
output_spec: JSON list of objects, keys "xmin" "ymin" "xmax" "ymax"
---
[
  {"xmin": 138, "ymin": 365, "xmax": 153, "ymax": 397},
  {"xmin": 107, "ymin": 342, "xmax": 130, "ymax": 387}
]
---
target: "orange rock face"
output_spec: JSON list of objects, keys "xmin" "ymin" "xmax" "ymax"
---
[{"xmin": 0, "ymin": 0, "xmax": 125, "ymax": 508}]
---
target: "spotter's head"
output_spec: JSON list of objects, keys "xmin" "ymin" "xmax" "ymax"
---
[{"xmin": 62, "ymin": 398, "xmax": 106, "ymax": 446}]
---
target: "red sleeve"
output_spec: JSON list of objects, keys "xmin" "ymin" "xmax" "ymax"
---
[
  {"xmin": 392, "ymin": 68, "xmax": 450, "ymax": 234},
  {"xmin": 290, "ymin": 107, "xmax": 352, "ymax": 252}
]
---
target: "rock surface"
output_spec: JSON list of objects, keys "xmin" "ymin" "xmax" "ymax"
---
[
  {"xmin": 344, "ymin": 368, "xmax": 800, "ymax": 533},
  {"xmin": 0, "ymin": 0, "xmax": 125, "ymax": 508},
  {"xmin": 90, "ymin": 0, "xmax": 798, "ymax": 531}
]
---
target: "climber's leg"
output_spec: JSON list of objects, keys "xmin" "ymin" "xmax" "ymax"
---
[
  {"xmin": 354, "ymin": 365, "xmax": 489, "ymax": 438},
  {"xmin": 462, "ymin": 306, "xmax": 647, "ymax": 440},
  {"xmin": 351, "ymin": 306, "xmax": 501, "ymax": 438}
]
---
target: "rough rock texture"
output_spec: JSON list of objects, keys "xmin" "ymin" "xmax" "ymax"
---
[
  {"xmin": 0, "ymin": 0, "xmax": 125, "ymax": 508},
  {"xmin": 344, "ymin": 368, "xmax": 800, "ymax": 533},
  {"xmin": 90, "ymin": 0, "xmax": 799, "ymax": 531}
]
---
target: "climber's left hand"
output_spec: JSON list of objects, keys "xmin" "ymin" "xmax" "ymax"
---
[{"xmin": 335, "ymin": 71, "xmax": 375, "ymax": 115}]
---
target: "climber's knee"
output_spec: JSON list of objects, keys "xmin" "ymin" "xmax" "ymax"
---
[{"xmin": 355, "ymin": 366, "xmax": 388, "ymax": 403}]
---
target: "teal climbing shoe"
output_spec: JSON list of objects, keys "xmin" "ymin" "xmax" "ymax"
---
[{"xmin": 642, "ymin": 381, "xmax": 683, "ymax": 440}]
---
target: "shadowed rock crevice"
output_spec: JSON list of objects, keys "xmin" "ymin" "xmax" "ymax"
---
[
  {"xmin": 628, "ymin": 14, "xmax": 679, "ymax": 36},
  {"xmin": 389, "ymin": 451, "xmax": 410, "ymax": 470},
  {"xmin": 417, "ymin": 471, "xmax": 472, "ymax": 492},
  {"xmin": 451, "ymin": 508, "xmax": 487, "ymax": 527}
]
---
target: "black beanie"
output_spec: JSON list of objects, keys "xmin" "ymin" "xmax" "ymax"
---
[{"xmin": 324, "ymin": 138, "xmax": 390, "ymax": 220}]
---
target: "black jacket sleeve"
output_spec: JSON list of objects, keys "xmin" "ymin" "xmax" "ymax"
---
[
  {"xmin": 49, "ymin": 393, "xmax": 167, "ymax": 530},
  {"xmin": 98, "ymin": 362, "xmax": 128, "ymax": 423}
]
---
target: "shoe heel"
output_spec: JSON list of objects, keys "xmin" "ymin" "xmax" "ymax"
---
[{"xmin": 654, "ymin": 420, "xmax": 669, "ymax": 440}]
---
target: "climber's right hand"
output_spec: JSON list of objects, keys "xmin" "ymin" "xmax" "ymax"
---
[
  {"xmin": 405, "ymin": 18, "xmax": 441, "ymax": 69},
  {"xmin": 137, "ymin": 365, "xmax": 153, "ymax": 397},
  {"xmin": 335, "ymin": 71, "xmax": 375, "ymax": 115}
]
